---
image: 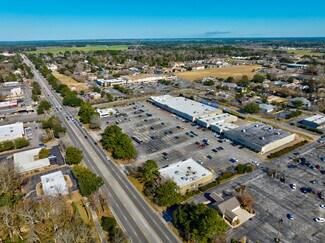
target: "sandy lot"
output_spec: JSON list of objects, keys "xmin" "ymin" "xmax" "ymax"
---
[
  {"xmin": 175, "ymin": 65, "xmax": 262, "ymax": 81},
  {"xmin": 52, "ymin": 72, "xmax": 89, "ymax": 91}
]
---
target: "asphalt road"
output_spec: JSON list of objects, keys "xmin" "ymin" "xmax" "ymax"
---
[{"xmin": 22, "ymin": 54, "xmax": 180, "ymax": 243}]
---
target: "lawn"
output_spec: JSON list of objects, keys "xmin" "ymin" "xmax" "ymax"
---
[
  {"xmin": 175, "ymin": 65, "xmax": 262, "ymax": 81},
  {"xmin": 287, "ymin": 49, "xmax": 324, "ymax": 57},
  {"xmin": 52, "ymin": 72, "xmax": 89, "ymax": 91},
  {"xmin": 28, "ymin": 45, "xmax": 128, "ymax": 54}
]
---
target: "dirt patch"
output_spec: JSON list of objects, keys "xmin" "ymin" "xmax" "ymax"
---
[
  {"xmin": 175, "ymin": 65, "xmax": 262, "ymax": 81},
  {"xmin": 52, "ymin": 72, "xmax": 90, "ymax": 91}
]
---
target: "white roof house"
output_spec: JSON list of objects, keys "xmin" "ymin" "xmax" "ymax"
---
[
  {"xmin": 0, "ymin": 122, "xmax": 24, "ymax": 142},
  {"xmin": 259, "ymin": 104, "xmax": 275, "ymax": 113},
  {"xmin": 14, "ymin": 148, "xmax": 50, "ymax": 173},
  {"xmin": 41, "ymin": 171, "xmax": 69, "ymax": 196}
]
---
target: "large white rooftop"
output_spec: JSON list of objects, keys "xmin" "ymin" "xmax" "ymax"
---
[
  {"xmin": 14, "ymin": 148, "xmax": 50, "ymax": 173},
  {"xmin": 159, "ymin": 158, "xmax": 213, "ymax": 188},
  {"xmin": 150, "ymin": 95, "xmax": 220, "ymax": 118},
  {"xmin": 0, "ymin": 122, "xmax": 24, "ymax": 142},
  {"xmin": 303, "ymin": 114, "xmax": 325, "ymax": 125},
  {"xmin": 41, "ymin": 171, "xmax": 69, "ymax": 196},
  {"xmin": 198, "ymin": 113, "xmax": 237, "ymax": 125}
]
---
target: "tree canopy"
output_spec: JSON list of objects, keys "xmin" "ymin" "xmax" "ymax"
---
[
  {"xmin": 173, "ymin": 203, "xmax": 228, "ymax": 242},
  {"xmin": 78, "ymin": 102, "xmax": 96, "ymax": 124},
  {"xmin": 101, "ymin": 125, "xmax": 137, "ymax": 160},
  {"xmin": 251, "ymin": 74, "xmax": 265, "ymax": 83},
  {"xmin": 38, "ymin": 148, "xmax": 50, "ymax": 159},
  {"xmin": 243, "ymin": 103, "xmax": 260, "ymax": 114},
  {"xmin": 37, "ymin": 100, "xmax": 51, "ymax": 115},
  {"xmin": 65, "ymin": 146, "xmax": 83, "ymax": 165},
  {"xmin": 63, "ymin": 92, "xmax": 83, "ymax": 107},
  {"xmin": 139, "ymin": 160, "xmax": 160, "ymax": 185},
  {"xmin": 71, "ymin": 165, "xmax": 104, "ymax": 196},
  {"xmin": 154, "ymin": 180, "xmax": 181, "ymax": 207}
]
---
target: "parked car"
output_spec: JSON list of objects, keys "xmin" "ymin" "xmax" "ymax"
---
[
  {"xmin": 300, "ymin": 187, "xmax": 312, "ymax": 193},
  {"xmin": 288, "ymin": 164, "xmax": 298, "ymax": 169},
  {"xmin": 319, "ymin": 204, "xmax": 325, "ymax": 209},
  {"xmin": 310, "ymin": 180, "xmax": 319, "ymax": 184},
  {"xmin": 207, "ymin": 155, "xmax": 213, "ymax": 159},
  {"xmin": 230, "ymin": 158, "xmax": 238, "ymax": 163},
  {"xmin": 252, "ymin": 161, "xmax": 259, "ymax": 166},
  {"xmin": 291, "ymin": 183, "xmax": 297, "ymax": 190},
  {"xmin": 314, "ymin": 217, "xmax": 325, "ymax": 223},
  {"xmin": 287, "ymin": 214, "xmax": 294, "ymax": 220}
]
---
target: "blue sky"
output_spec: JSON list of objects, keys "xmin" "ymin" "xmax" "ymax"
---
[{"xmin": 0, "ymin": 0, "xmax": 324, "ymax": 41}]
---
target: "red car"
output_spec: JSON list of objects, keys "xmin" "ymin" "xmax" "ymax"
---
[{"xmin": 316, "ymin": 164, "xmax": 321, "ymax": 170}]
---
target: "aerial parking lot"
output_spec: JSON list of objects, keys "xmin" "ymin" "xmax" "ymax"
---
[
  {"xmin": 199, "ymin": 145, "xmax": 325, "ymax": 242},
  {"xmin": 100, "ymin": 100, "xmax": 263, "ymax": 173},
  {"xmin": 226, "ymin": 173, "xmax": 325, "ymax": 242}
]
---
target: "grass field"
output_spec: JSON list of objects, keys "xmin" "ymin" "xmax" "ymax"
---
[
  {"xmin": 175, "ymin": 65, "xmax": 262, "ymax": 81},
  {"xmin": 287, "ymin": 49, "xmax": 324, "ymax": 57},
  {"xmin": 28, "ymin": 45, "xmax": 128, "ymax": 54},
  {"xmin": 52, "ymin": 72, "xmax": 89, "ymax": 91}
]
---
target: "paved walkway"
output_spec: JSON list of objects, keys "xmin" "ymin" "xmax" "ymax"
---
[{"xmin": 91, "ymin": 208, "xmax": 108, "ymax": 243}]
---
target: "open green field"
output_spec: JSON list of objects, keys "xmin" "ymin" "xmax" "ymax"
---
[
  {"xmin": 28, "ymin": 45, "xmax": 128, "ymax": 54},
  {"xmin": 287, "ymin": 49, "xmax": 324, "ymax": 57}
]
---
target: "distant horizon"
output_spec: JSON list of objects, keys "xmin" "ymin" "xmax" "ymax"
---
[{"xmin": 1, "ymin": 36, "xmax": 325, "ymax": 43}]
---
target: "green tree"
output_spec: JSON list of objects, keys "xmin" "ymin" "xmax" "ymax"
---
[
  {"xmin": 63, "ymin": 92, "xmax": 83, "ymax": 107},
  {"xmin": 78, "ymin": 102, "xmax": 96, "ymax": 124},
  {"xmin": 14, "ymin": 138, "xmax": 30, "ymax": 149},
  {"xmin": 251, "ymin": 74, "xmax": 265, "ymax": 83},
  {"xmin": 101, "ymin": 125, "xmax": 137, "ymax": 160},
  {"xmin": 287, "ymin": 76, "xmax": 294, "ymax": 83},
  {"xmin": 38, "ymin": 148, "xmax": 50, "ymax": 159},
  {"xmin": 292, "ymin": 100, "xmax": 303, "ymax": 108},
  {"xmin": 65, "ymin": 146, "xmax": 83, "ymax": 165},
  {"xmin": 237, "ymin": 75, "xmax": 250, "ymax": 87},
  {"xmin": 106, "ymin": 92, "xmax": 114, "ymax": 102},
  {"xmin": 236, "ymin": 164, "xmax": 253, "ymax": 174},
  {"xmin": 203, "ymin": 80, "xmax": 215, "ymax": 86},
  {"xmin": 32, "ymin": 93, "xmax": 39, "ymax": 101},
  {"xmin": 37, "ymin": 100, "xmax": 51, "ymax": 115},
  {"xmin": 101, "ymin": 216, "xmax": 117, "ymax": 234},
  {"xmin": 226, "ymin": 76, "xmax": 235, "ymax": 83},
  {"xmin": 243, "ymin": 103, "xmax": 260, "ymax": 114},
  {"xmin": 92, "ymin": 87, "xmax": 101, "ymax": 93},
  {"xmin": 140, "ymin": 160, "xmax": 160, "ymax": 184},
  {"xmin": 71, "ymin": 165, "xmax": 104, "ymax": 196},
  {"xmin": 173, "ymin": 203, "xmax": 228, "ymax": 242},
  {"xmin": 154, "ymin": 180, "xmax": 181, "ymax": 206}
]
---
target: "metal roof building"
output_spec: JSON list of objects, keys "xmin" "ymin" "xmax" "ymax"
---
[
  {"xmin": 149, "ymin": 95, "xmax": 222, "ymax": 122},
  {"xmin": 0, "ymin": 122, "xmax": 24, "ymax": 142},
  {"xmin": 301, "ymin": 114, "xmax": 325, "ymax": 129},
  {"xmin": 41, "ymin": 171, "xmax": 69, "ymax": 196},
  {"xmin": 159, "ymin": 158, "xmax": 213, "ymax": 194},
  {"xmin": 224, "ymin": 122, "xmax": 295, "ymax": 154}
]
